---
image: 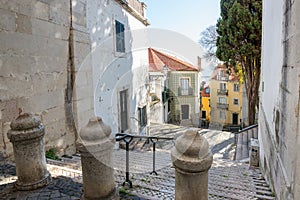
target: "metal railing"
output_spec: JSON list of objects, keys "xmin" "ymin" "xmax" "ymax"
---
[
  {"xmin": 115, "ymin": 133, "xmax": 174, "ymax": 188},
  {"xmin": 217, "ymin": 89, "xmax": 228, "ymax": 96},
  {"xmin": 237, "ymin": 124, "xmax": 258, "ymax": 134},
  {"xmin": 217, "ymin": 103, "xmax": 229, "ymax": 109}
]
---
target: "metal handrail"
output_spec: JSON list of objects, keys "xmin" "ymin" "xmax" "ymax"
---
[
  {"xmin": 115, "ymin": 133, "xmax": 174, "ymax": 188},
  {"xmin": 236, "ymin": 124, "xmax": 258, "ymax": 134}
]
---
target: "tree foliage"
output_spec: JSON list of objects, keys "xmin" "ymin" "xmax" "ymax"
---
[
  {"xmin": 216, "ymin": 0, "xmax": 262, "ymax": 125},
  {"xmin": 199, "ymin": 25, "xmax": 218, "ymax": 64}
]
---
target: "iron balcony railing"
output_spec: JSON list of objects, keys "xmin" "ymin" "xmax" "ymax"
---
[
  {"xmin": 217, "ymin": 89, "xmax": 228, "ymax": 96},
  {"xmin": 217, "ymin": 103, "xmax": 229, "ymax": 109},
  {"xmin": 115, "ymin": 133, "xmax": 174, "ymax": 188}
]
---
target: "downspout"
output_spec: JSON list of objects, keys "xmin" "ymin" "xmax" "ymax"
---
[{"xmin": 65, "ymin": 0, "xmax": 77, "ymax": 141}]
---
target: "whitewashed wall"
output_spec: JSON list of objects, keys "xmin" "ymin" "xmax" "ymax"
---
[
  {"xmin": 260, "ymin": 0, "xmax": 300, "ymax": 199},
  {"xmin": 87, "ymin": 0, "xmax": 149, "ymax": 134}
]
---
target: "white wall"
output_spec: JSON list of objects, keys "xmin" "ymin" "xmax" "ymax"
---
[
  {"xmin": 260, "ymin": 0, "xmax": 300, "ymax": 199},
  {"xmin": 260, "ymin": 0, "xmax": 283, "ymax": 137},
  {"xmin": 86, "ymin": 0, "xmax": 148, "ymax": 134}
]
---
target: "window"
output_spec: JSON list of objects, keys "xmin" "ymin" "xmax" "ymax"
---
[
  {"xmin": 217, "ymin": 70, "xmax": 228, "ymax": 80},
  {"xmin": 217, "ymin": 70, "xmax": 224, "ymax": 80},
  {"xmin": 180, "ymin": 78, "xmax": 189, "ymax": 95},
  {"xmin": 219, "ymin": 97, "xmax": 227, "ymax": 104},
  {"xmin": 219, "ymin": 110, "xmax": 226, "ymax": 120},
  {"xmin": 115, "ymin": 20, "xmax": 125, "ymax": 52},
  {"xmin": 219, "ymin": 83, "xmax": 226, "ymax": 90},
  {"xmin": 233, "ymin": 84, "xmax": 240, "ymax": 92},
  {"xmin": 205, "ymin": 88, "xmax": 210, "ymax": 94},
  {"xmin": 233, "ymin": 98, "xmax": 239, "ymax": 105}
]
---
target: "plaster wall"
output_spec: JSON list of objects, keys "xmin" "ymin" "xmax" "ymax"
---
[
  {"xmin": 88, "ymin": 0, "xmax": 148, "ymax": 134},
  {"xmin": 260, "ymin": 0, "xmax": 300, "ymax": 199}
]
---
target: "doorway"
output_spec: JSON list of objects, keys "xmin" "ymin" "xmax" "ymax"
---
[
  {"xmin": 232, "ymin": 113, "xmax": 239, "ymax": 125},
  {"xmin": 181, "ymin": 105, "xmax": 189, "ymax": 120},
  {"xmin": 120, "ymin": 89, "xmax": 128, "ymax": 132}
]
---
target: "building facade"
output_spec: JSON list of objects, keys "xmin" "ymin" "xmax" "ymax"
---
[
  {"xmin": 259, "ymin": 0, "xmax": 300, "ymax": 199},
  {"xmin": 0, "ymin": 0, "xmax": 149, "ymax": 159},
  {"xmin": 209, "ymin": 64, "xmax": 243, "ymax": 130},
  {"xmin": 200, "ymin": 86, "xmax": 210, "ymax": 127},
  {"xmin": 91, "ymin": 0, "xmax": 150, "ymax": 135},
  {"xmin": 148, "ymin": 48, "xmax": 201, "ymax": 127}
]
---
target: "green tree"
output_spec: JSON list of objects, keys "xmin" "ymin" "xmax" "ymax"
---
[{"xmin": 216, "ymin": 0, "xmax": 262, "ymax": 125}]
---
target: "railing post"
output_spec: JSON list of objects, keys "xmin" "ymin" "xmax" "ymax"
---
[
  {"xmin": 150, "ymin": 138, "xmax": 158, "ymax": 175},
  {"xmin": 123, "ymin": 137, "xmax": 132, "ymax": 188},
  {"xmin": 7, "ymin": 113, "xmax": 51, "ymax": 190},
  {"xmin": 76, "ymin": 117, "xmax": 118, "ymax": 200},
  {"xmin": 171, "ymin": 129, "xmax": 213, "ymax": 200}
]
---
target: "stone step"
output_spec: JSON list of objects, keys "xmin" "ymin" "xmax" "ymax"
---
[{"xmin": 255, "ymin": 194, "xmax": 275, "ymax": 200}]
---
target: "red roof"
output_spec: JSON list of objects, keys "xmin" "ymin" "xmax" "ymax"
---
[
  {"xmin": 201, "ymin": 86, "xmax": 210, "ymax": 97},
  {"xmin": 148, "ymin": 48, "xmax": 199, "ymax": 72}
]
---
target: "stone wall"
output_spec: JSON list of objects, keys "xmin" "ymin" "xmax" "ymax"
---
[
  {"xmin": 260, "ymin": 0, "xmax": 300, "ymax": 199},
  {"xmin": 0, "ymin": 0, "xmax": 93, "ymax": 159}
]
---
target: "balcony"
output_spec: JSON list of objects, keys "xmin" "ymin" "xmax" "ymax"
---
[
  {"xmin": 217, "ymin": 89, "xmax": 228, "ymax": 96},
  {"xmin": 178, "ymin": 87, "xmax": 194, "ymax": 96},
  {"xmin": 217, "ymin": 103, "xmax": 229, "ymax": 110}
]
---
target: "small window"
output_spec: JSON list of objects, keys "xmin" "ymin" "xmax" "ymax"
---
[
  {"xmin": 233, "ymin": 84, "xmax": 240, "ymax": 92},
  {"xmin": 115, "ymin": 20, "xmax": 125, "ymax": 52},
  {"xmin": 219, "ymin": 110, "xmax": 226, "ymax": 119},
  {"xmin": 233, "ymin": 98, "xmax": 239, "ymax": 105}
]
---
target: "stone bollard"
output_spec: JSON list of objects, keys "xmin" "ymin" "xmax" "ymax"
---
[
  {"xmin": 76, "ymin": 117, "xmax": 118, "ymax": 200},
  {"xmin": 7, "ymin": 113, "xmax": 51, "ymax": 190},
  {"xmin": 171, "ymin": 129, "xmax": 213, "ymax": 200}
]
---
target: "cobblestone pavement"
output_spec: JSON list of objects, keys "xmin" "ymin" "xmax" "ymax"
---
[
  {"xmin": 0, "ymin": 159, "xmax": 274, "ymax": 200},
  {"xmin": 0, "ymin": 124, "xmax": 275, "ymax": 199}
]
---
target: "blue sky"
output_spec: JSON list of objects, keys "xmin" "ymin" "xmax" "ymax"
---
[{"xmin": 142, "ymin": 0, "xmax": 221, "ymax": 42}]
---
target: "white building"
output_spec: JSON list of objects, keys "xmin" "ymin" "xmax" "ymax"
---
[
  {"xmin": 260, "ymin": 0, "xmax": 300, "ymax": 199},
  {"xmin": 86, "ymin": 0, "xmax": 150, "ymax": 134}
]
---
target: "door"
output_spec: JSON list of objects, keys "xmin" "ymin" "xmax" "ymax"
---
[
  {"xmin": 232, "ymin": 113, "xmax": 239, "ymax": 125},
  {"xmin": 120, "ymin": 90, "xmax": 128, "ymax": 132},
  {"xmin": 181, "ymin": 105, "xmax": 189, "ymax": 120},
  {"xmin": 202, "ymin": 110, "xmax": 206, "ymax": 119}
]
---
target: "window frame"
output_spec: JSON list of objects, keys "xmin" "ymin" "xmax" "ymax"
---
[
  {"xmin": 219, "ymin": 97, "xmax": 227, "ymax": 104},
  {"xmin": 233, "ymin": 83, "xmax": 240, "ymax": 92},
  {"xmin": 219, "ymin": 110, "xmax": 226, "ymax": 120},
  {"xmin": 233, "ymin": 98, "xmax": 239, "ymax": 105},
  {"xmin": 219, "ymin": 82, "xmax": 227, "ymax": 90},
  {"xmin": 180, "ymin": 77, "xmax": 190, "ymax": 96},
  {"xmin": 115, "ymin": 20, "xmax": 125, "ymax": 53}
]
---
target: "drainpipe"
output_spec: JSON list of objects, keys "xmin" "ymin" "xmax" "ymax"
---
[{"xmin": 65, "ymin": 0, "xmax": 77, "ymax": 140}]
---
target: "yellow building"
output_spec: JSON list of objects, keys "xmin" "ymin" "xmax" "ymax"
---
[
  {"xmin": 200, "ymin": 86, "xmax": 210, "ymax": 127},
  {"xmin": 209, "ymin": 64, "xmax": 243, "ymax": 130}
]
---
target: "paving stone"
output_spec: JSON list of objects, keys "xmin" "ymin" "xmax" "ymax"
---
[{"xmin": 0, "ymin": 125, "xmax": 275, "ymax": 200}]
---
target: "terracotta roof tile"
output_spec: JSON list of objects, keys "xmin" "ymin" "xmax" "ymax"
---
[{"xmin": 148, "ymin": 48, "xmax": 199, "ymax": 72}]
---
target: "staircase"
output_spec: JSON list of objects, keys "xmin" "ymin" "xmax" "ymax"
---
[
  {"xmin": 0, "ymin": 124, "xmax": 276, "ymax": 199},
  {"xmin": 235, "ymin": 124, "xmax": 258, "ymax": 161}
]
